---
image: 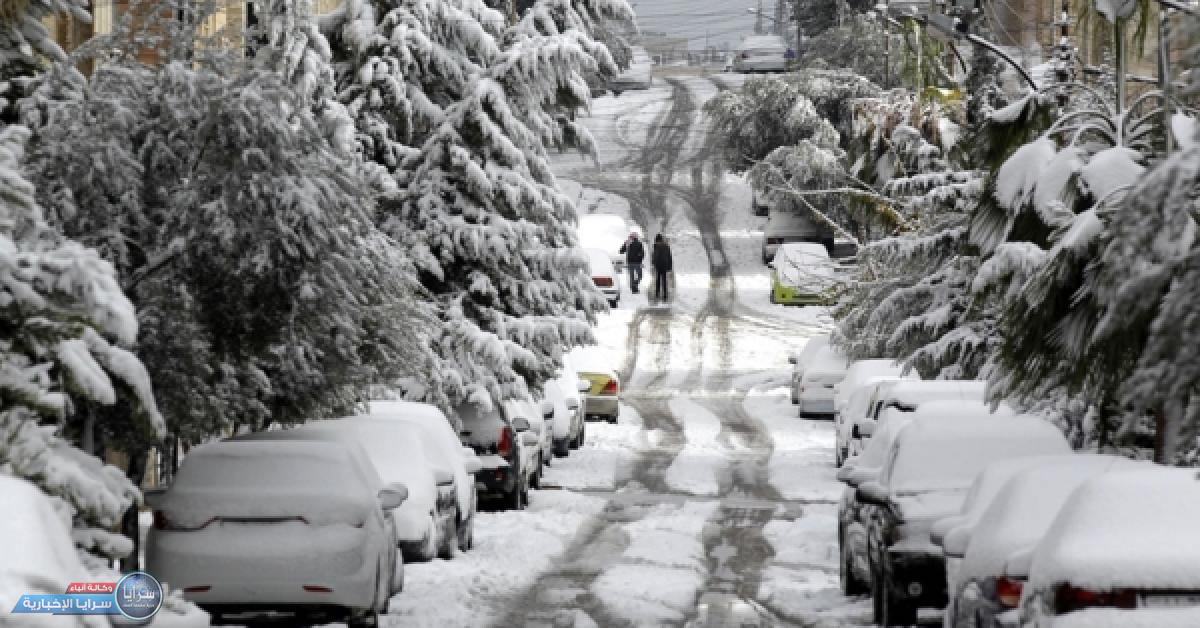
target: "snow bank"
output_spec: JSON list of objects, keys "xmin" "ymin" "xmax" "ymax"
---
[{"xmin": 1051, "ymin": 607, "xmax": 1200, "ymax": 628}]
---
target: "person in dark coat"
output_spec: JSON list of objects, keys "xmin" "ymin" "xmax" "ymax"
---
[
  {"xmin": 619, "ymin": 231, "xmax": 645, "ymax": 293},
  {"xmin": 651, "ymin": 234, "xmax": 673, "ymax": 301}
]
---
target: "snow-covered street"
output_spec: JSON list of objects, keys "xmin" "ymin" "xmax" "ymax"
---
[{"xmin": 375, "ymin": 68, "xmax": 879, "ymax": 628}]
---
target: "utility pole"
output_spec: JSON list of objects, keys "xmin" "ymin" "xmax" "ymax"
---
[{"xmin": 755, "ymin": 0, "xmax": 764, "ymax": 34}]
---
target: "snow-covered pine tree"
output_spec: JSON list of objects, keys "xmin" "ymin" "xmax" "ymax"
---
[
  {"xmin": 0, "ymin": 125, "xmax": 164, "ymax": 568},
  {"xmin": 382, "ymin": 51, "xmax": 607, "ymax": 409}
]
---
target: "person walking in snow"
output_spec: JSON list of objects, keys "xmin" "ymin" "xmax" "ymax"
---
[
  {"xmin": 651, "ymin": 234, "xmax": 673, "ymax": 302},
  {"xmin": 619, "ymin": 231, "xmax": 645, "ymax": 293}
]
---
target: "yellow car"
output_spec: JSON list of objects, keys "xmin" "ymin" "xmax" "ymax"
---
[{"xmin": 769, "ymin": 242, "xmax": 840, "ymax": 306}]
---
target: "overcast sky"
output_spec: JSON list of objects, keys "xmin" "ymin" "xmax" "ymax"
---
[{"xmin": 631, "ymin": 0, "xmax": 784, "ymax": 51}]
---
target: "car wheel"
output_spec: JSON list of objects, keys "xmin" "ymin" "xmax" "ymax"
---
[
  {"xmin": 607, "ymin": 414, "xmax": 617, "ymax": 424},
  {"xmin": 505, "ymin": 474, "xmax": 525, "ymax": 510},
  {"xmin": 520, "ymin": 475, "xmax": 531, "ymax": 509},
  {"xmin": 878, "ymin": 563, "xmax": 918, "ymax": 626},
  {"xmin": 439, "ymin": 513, "xmax": 458, "ymax": 559},
  {"xmin": 347, "ymin": 610, "xmax": 379, "ymax": 628},
  {"xmin": 554, "ymin": 439, "xmax": 570, "ymax": 457},
  {"xmin": 835, "ymin": 446, "xmax": 844, "ymax": 467},
  {"xmin": 578, "ymin": 422, "xmax": 586, "ymax": 447},
  {"xmin": 415, "ymin": 519, "xmax": 439, "ymax": 561},
  {"xmin": 530, "ymin": 465, "xmax": 542, "ymax": 489},
  {"xmin": 609, "ymin": 298, "xmax": 619, "ymax": 307},
  {"xmin": 458, "ymin": 510, "xmax": 474, "ymax": 551},
  {"xmin": 840, "ymin": 538, "xmax": 866, "ymax": 596}
]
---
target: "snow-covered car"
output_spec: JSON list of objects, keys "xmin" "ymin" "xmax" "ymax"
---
[
  {"xmin": 789, "ymin": 334, "xmax": 830, "ymax": 404},
  {"xmin": 1018, "ymin": 467, "xmax": 1200, "ymax": 628},
  {"xmin": 366, "ymin": 400, "xmax": 486, "ymax": 553},
  {"xmin": 770, "ymin": 242, "xmax": 841, "ymax": 306},
  {"xmin": 789, "ymin": 338, "xmax": 848, "ymax": 416},
  {"xmin": 238, "ymin": 419, "xmax": 453, "ymax": 563},
  {"xmin": 849, "ymin": 379, "xmax": 989, "ymax": 456},
  {"xmin": 732, "ymin": 35, "xmax": 789, "ymax": 73},
  {"xmin": 853, "ymin": 410, "xmax": 1070, "ymax": 626},
  {"xmin": 578, "ymin": 214, "xmax": 629, "ymax": 271},
  {"xmin": 835, "ymin": 358, "xmax": 911, "ymax": 415},
  {"xmin": 609, "ymin": 46, "xmax": 653, "ymax": 94},
  {"xmin": 942, "ymin": 455, "xmax": 1141, "ymax": 628},
  {"xmin": 549, "ymin": 353, "xmax": 588, "ymax": 454},
  {"xmin": 761, "ymin": 209, "xmax": 833, "ymax": 264},
  {"xmin": 146, "ymin": 439, "xmax": 402, "ymax": 628},
  {"xmin": 585, "ymin": 247, "xmax": 621, "ymax": 307},
  {"xmin": 455, "ymin": 400, "xmax": 535, "ymax": 510},
  {"xmin": 835, "ymin": 377, "xmax": 905, "ymax": 466},
  {"xmin": 0, "ymin": 473, "xmax": 113, "ymax": 628},
  {"xmin": 504, "ymin": 398, "xmax": 554, "ymax": 487},
  {"xmin": 570, "ymin": 345, "xmax": 620, "ymax": 423}
]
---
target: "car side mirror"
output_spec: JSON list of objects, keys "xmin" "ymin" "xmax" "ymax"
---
[
  {"xmin": 1004, "ymin": 546, "xmax": 1035, "ymax": 579},
  {"xmin": 942, "ymin": 525, "xmax": 971, "ymax": 558},
  {"xmin": 577, "ymin": 379, "xmax": 591, "ymax": 393},
  {"xmin": 541, "ymin": 401, "xmax": 554, "ymax": 419},
  {"xmin": 142, "ymin": 487, "xmax": 167, "ymax": 509},
  {"xmin": 378, "ymin": 483, "xmax": 408, "ymax": 510},
  {"xmin": 463, "ymin": 455, "xmax": 483, "ymax": 474},
  {"xmin": 855, "ymin": 481, "xmax": 889, "ymax": 506},
  {"xmin": 513, "ymin": 417, "xmax": 532, "ymax": 432},
  {"xmin": 787, "ymin": 356, "xmax": 797, "ymax": 365},
  {"xmin": 433, "ymin": 468, "xmax": 454, "ymax": 486},
  {"xmin": 521, "ymin": 431, "xmax": 540, "ymax": 447}
]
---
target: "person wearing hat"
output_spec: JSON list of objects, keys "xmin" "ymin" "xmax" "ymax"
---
[{"xmin": 619, "ymin": 231, "xmax": 645, "ymax": 293}]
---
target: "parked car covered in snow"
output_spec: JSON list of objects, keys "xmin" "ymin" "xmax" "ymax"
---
[
  {"xmin": 503, "ymin": 398, "xmax": 554, "ymax": 487},
  {"xmin": 585, "ymin": 247, "xmax": 621, "ymax": 307},
  {"xmin": 769, "ymin": 242, "xmax": 841, "ymax": 306},
  {"xmin": 0, "ymin": 473, "xmax": 113, "ymax": 628},
  {"xmin": 365, "ymin": 401, "xmax": 486, "ymax": 554},
  {"xmin": 146, "ymin": 440, "xmax": 402, "ymax": 628},
  {"xmin": 456, "ymin": 400, "xmax": 538, "ymax": 510},
  {"xmin": 732, "ymin": 35, "xmax": 789, "ymax": 73},
  {"xmin": 578, "ymin": 214, "xmax": 629, "ymax": 271},
  {"xmin": 853, "ymin": 410, "xmax": 1069, "ymax": 626},
  {"xmin": 835, "ymin": 359, "xmax": 911, "ymax": 415},
  {"xmin": 544, "ymin": 377, "xmax": 584, "ymax": 457},
  {"xmin": 788, "ymin": 338, "xmax": 848, "ymax": 416},
  {"xmin": 761, "ymin": 209, "xmax": 833, "ymax": 264},
  {"xmin": 1018, "ymin": 467, "xmax": 1200, "ymax": 628},
  {"xmin": 571, "ymin": 346, "xmax": 620, "ymax": 423},
  {"xmin": 942, "ymin": 454, "xmax": 1141, "ymax": 628},
  {"xmin": 835, "ymin": 378, "xmax": 906, "ymax": 466},
  {"xmin": 848, "ymin": 379, "xmax": 990, "ymax": 456}
]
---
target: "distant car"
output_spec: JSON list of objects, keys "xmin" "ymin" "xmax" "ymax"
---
[
  {"xmin": 578, "ymin": 214, "xmax": 629, "ymax": 271},
  {"xmin": 835, "ymin": 377, "xmax": 905, "ymax": 466},
  {"xmin": 852, "ymin": 408, "xmax": 1069, "ymax": 626},
  {"xmin": 834, "ymin": 358, "xmax": 911, "ymax": 415},
  {"xmin": 610, "ymin": 46, "xmax": 654, "ymax": 94},
  {"xmin": 585, "ymin": 247, "xmax": 621, "ymax": 307},
  {"xmin": 571, "ymin": 346, "xmax": 620, "ymax": 423},
  {"xmin": 789, "ymin": 334, "xmax": 830, "ymax": 404},
  {"xmin": 941, "ymin": 455, "xmax": 1141, "ymax": 628},
  {"xmin": 789, "ymin": 339, "xmax": 848, "ymax": 416},
  {"xmin": 1019, "ymin": 467, "xmax": 1200, "ymax": 627},
  {"xmin": 0, "ymin": 474, "xmax": 113, "ymax": 628},
  {"xmin": 769, "ymin": 242, "xmax": 842, "ymax": 306},
  {"xmin": 146, "ymin": 440, "xmax": 402, "ymax": 628},
  {"xmin": 732, "ymin": 35, "xmax": 789, "ymax": 73},
  {"xmin": 456, "ymin": 400, "xmax": 536, "ymax": 510},
  {"xmin": 762, "ymin": 209, "xmax": 834, "ymax": 264},
  {"xmin": 551, "ymin": 354, "xmax": 589, "ymax": 452},
  {"xmin": 504, "ymin": 398, "xmax": 554, "ymax": 485},
  {"xmin": 366, "ymin": 400, "xmax": 485, "ymax": 553},
  {"xmin": 752, "ymin": 190, "xmax": 770, "ymax": 216}
]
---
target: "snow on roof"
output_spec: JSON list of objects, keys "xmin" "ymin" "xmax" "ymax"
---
[
  {"xmin": 1049, "ymin": 607, "xmax": 1200, "ymax": 628},
  {"xmin": 888, "ymin": 398, "xmax": 1015, "ymax": 422},
  {"xmin": 838, "ymin": 359, "xmax": 912, "ymax": 406},
  {"xmin": 886, "ymin": 414, "xmax": 1069, "ymax": 494},
  {"xmin": 568, "ymin": 345, "xmax": 618, "ymax": 376},
  {"xmin": 0, "ymin": 474, "xmax": 87, "ymax": 596},
  {"xmin": 779, "ymin": 242, "xmax": 830, "ymax": 258},
  {"xmin": 802, "ymin": 344, "xmax": 848, "ymax": 377},
  {"xmin": 960, "ymin": 455, "xmax": 1144, "ymax": 583},
  {"xmin": 584, "ymin": 247, "xmax": 616, "ymax": 275},
  {"xmin": 736, "ymin": 35, "xmax": 787, "ymax": 51},
  {"xmin": 879, "ymin": 379, "xmax": 987, "ymax": 407},
  {"xmin": 301, "ymin": 419, "xmax": 436, "ymax": 513},
  {"xmin": 791, "ymin": 334, "xmax": 829, "ymax": 363},
  {"xmin": 368, "ymin": 399, "xmax": 447, "ymax": 422},
  {"xmin": 1029, "ymin": 467, "xmax": 1200, "ymax": 591}
]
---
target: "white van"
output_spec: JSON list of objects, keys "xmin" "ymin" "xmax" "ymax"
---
[{"xmin": 762, "ymin": 209, "xmax": 833, "ymax": 263}]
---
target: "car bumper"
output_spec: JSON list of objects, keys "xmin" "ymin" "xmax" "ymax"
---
[
  {"xmin": 148, "ymin": 525, "xmax": 378, "ymax": 609},
  {"xmin": 773, "ymin": 284, "xmax": 835, "ymax": 306},
  {"xmin": 584, "ymin": 396, "xmax": 619, "ymax": 419},
  {"xmin": 799, "ymin": 397, "xmax": 836, "ymax": 414}
]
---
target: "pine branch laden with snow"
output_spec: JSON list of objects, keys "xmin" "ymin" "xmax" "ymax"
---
[
  {"xmin": 0, "ymin": 125, "xmax": 164, "ymax": 568},
  {"xmin": 385, "ymin": 74, "xmax": 604, "ymax": 409},
  {"xmin": 509, "ymin": 0, "xmax": 635, "ymax": 70},
  {"xmin": 0, "ymin": 0, "xmax": 88, "ymax": 76}
]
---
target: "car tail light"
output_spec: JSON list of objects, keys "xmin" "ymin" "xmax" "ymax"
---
[
  {"xmin": 497, "ymin": 425, "xmax": 514, "ymax": 458},
  {"xmin": 1055, "ymin": 583, "xmax": 1136, "ymax": 614},
  {"xmin": 593, "ymin": 276, "xmax": 614, "ymax": 287},
  {"xmin": 996, "ymin": 576, "xmax": 1024, "ymax": 608},
  {"xmin": 183, "ymin": 586, "xmax": 210, "ymax": 593},
  {"xmin": 303, "ymin": 585, "xmax": 333, "ymax": 593},
  {"xmin": 601, "ymin": 379, "xmax": 618, "ymax": 395}
]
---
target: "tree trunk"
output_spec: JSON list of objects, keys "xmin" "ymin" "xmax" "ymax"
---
[{"xmin": 120, "ymin": 447, "xmax": 148, "ymax": 574}]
